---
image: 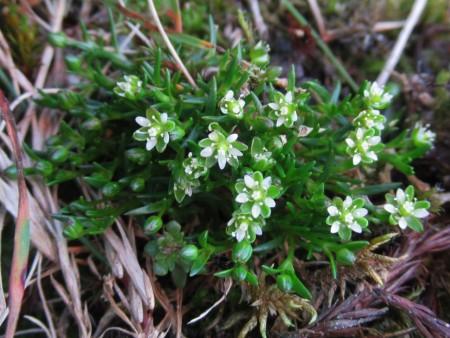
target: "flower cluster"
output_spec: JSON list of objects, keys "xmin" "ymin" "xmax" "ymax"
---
[
  {"xmin": 134, "ymin": 109, "xmax": 176, "ymax": 153},
  {"xmin": 326, "ymin": 196, "xmax": 368, "ymax": 240},
  {"xmin": 228, "ymin": 172, "xmax": 280, "ymax": 242},
  {"xmin": 268, "ymin": 91, "xmax": 298, "ymax": 128},
  {"xmin": 199, "ymin": 124, "xmax": 247, "ymax": 170},
  {"xmin": 384, "ymin": 186, "xmax": 430, "ymax": 231},
  {"xmin": 346, "ymin": 82, "xmax": 391, "ymax": 165},
  {"xmin": 345, "ymin": 128, "xmax": 383, "ymax": 165},
  {"xmin": 219, "ymin": 90, "xmax": 245, "ymax": 119},
  {"xmin": 114, "ymin": 75, "xmax": 142, "ymax": 100}
]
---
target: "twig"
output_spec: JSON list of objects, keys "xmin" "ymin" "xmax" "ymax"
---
[
  {"xmin": 247, "ymin": 0, "xmax": 269, "ymax": 40},
  {"xmin": 282, "ymin": 0, "xmax": 358, "ymax": 91},
  {"xmin": 307, "ymin": 0, "xmax": 327, "ymax": 38},
  {"xmin": 376, "ymin": 0, "xmax": 428, "ymax": 86},
  {"xmin": 147, "ymin": 0, "xmax": 197, "ymax": 88}
]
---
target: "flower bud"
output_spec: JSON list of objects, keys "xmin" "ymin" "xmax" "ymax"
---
[
  {"xmin": 336, "ymin": 248, "xmax": 356, "ymax": 266},
  {"xmin": 126, "ymin": 148, "xmax": 150, "ymax": 165},
  {"xmin": 232, "ymin": 265, "xmax": 248, "ymax": 282},
  {"xmin": 82, "ymin": 117, "xmax": 102, "ymax": 131},
  {"xmin": 102, "ymin": 182, "xmax": 121, "ymax": 197},
  {"xmin": 48, "ymin": 32, "xmax": 67, "ymax": 47},
  {"xmin": 130, "ymin": 177, "xmax": 145, "ymax": 192},
  {"xmin": 3, "ymin": 165, "xmax": 18, "ymax": 179},
  {"xmin": 143, "ymin": 216, "xmax": 163, "ymax": 235},
  {"xmin": 180, "ymin": 244, "xmax": 199, "ymax": 261},
  {"xmin": 50, "ymin": 146, "xmax": 69, "ymax": 164},
  {"xmin": 35, "ymin": 160, "xmax": 54, "ymax": 176},
  {"xmin": 65, "ymin": 55, "xmax": 82, "ymax": 71},
  {"xmin": 231, "ymin": 241, "xmax": 253, "ymax": 263},
  {"xmin": 276, "ymin": 274, "xmax": 293, "ymax": 293}
]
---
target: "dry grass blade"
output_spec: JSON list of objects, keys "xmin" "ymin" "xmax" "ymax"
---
[
  {"xmin": 187, "ymin": 277, "xmax": 233, "ymax": 324},
  {"xmin": 104, "ymin": 224, "xmax": 155, "ymax": 309},
  {"xmin": 146, "ymin": 0, "xmax": 197, "ymax": 88},
  {"xmin": 0, "ymin": 90, "xmax": 31, "ymax": 338},
  {"xmin": 376, "ymin": 0, "xmax": 428, "ymax": 85}
]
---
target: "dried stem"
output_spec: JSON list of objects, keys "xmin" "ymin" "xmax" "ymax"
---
[
  {"xmin": 147, "ymin": 0, "xmax": 197, "ymax": 88},
  {"xmin": 376, "ymin": 0, "xmax": 428, "ymax": 85}
]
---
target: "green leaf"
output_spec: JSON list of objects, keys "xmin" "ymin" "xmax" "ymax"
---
[
  {"xmin": 253, "ymin": 236, "xmax": 283, "ymax": 252},
  {"xmin": 407, "ymin": 216, "xmax": 423, "ymax": 232},
  {"xmin": 352, "ymin": 182, "xmax": 401, "ymax": 196},
  {"xmin": 190, "ymin": 251, "xmax": 211, "ymax": 276},
  {"xmin": 287, "ymin": 270, "xmax": 312, "ymax": 299}
]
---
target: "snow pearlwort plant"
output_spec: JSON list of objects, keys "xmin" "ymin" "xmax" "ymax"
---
[{"xmin": 20, "ymin": 21, "xmax": 435, "ymax": 327}]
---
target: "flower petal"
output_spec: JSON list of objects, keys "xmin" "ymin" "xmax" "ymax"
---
[
  {"xmin": 227, "ymin": 134, "xmax": 238, "ymax": 142},
  {"xmin": 285, "ymin": 91, "xmax": 293, "ymax": 103},
  {"xmin": 343, "ymin": 196, "xmax": 353, "ymax": 209},
  {"xmin": 330, "ymin": 221, "xmax": 340, "ymax": 233},
  {"xmin": 217, "ymin": 151, "xmax": 227, "ymax": 169},
  {"xmin": 160, "ymin": 113, "xmax": 168, "ymax": 123},
  {"xmin": 146, "ymin": 138, "xmax": 157, "ymax": 151},
  {"xmin": 163, "ymin": 132, "xmax": 169, "ymax": 144},
  {"xmin": 225, "ymin": 90, "xmax": 234, "ymax": 100},
  {"xmin": 136, "ymin": 116, "xmax": 150, "ymax": 126},
  {"xmin": 327, "ymin": 206, "xmax": 339, "ymax": 216},
  {"xmin": 229, "ymin": 147, "xmax": 243, "ymax": 157},
  {"xmin": 261, "ymin": 177, "xmax": 272, "ymax": 190},
  {"xmin": 353, "ymin": 208, "xmax": 368, "ymax": 218},
  {"xmin": 244, "ymin": 175, "xmax": 256, "ymax": 188},
  {"xmin": 276, "ymin": 117, "xmax": 284, "ymax": 127},
  {"xmin": 209, "ymin": 131, "xmax": 220, "ymax": 142},
  {"xmin": 384, "ymin": 204, "xmax": 397, "ymax": 213},
  {"xmin": 350, "ymin": 222, "xmax": 362, "ymax": 233},
  {"xmin": 353, "ymin": 154, "xmax": 361, "ymax": 165},
  {"xmin": 265, "ymin": 198, "xmax": 275, "ymax": 208},
  {"xmin": 236, "ymin": 193, "xmax": 249, "ymax": 203},
  {"xmin": 399, "ymin": 217, "xmax": 408, "ymax": 229},
  {"xmin": 369, "ymin": 136, "xmax": 381, "ymax": 145},
  {"xmin": 252, "ymin": 204, "xmax": 261, "ymax": 218},
  {"xmin": 412, "ymin": 209, "xmax": 429, "ymax": 218},
  {"xmin": 268, "ymin": 103, "xmax": 279, "ymax": 110},
  {"xmin": 346, "ymin": 138, "xmax": 355, "ymax": 148},
  {"xmin": 396, "ymin": 189, "xmax": 406, "ymax": 204},
  {"xmin": 200, "ymin": 147, "xmax": 213, "ymax": 157}
]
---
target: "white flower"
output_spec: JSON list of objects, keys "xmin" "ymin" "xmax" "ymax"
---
[
  {"xmin": 364, "ymin": 82, "xmax": 393, "ymax": 109},
  {"xmin": 235, "ymin": 171, "xmax": 280, "ymax": 218},
  {"xmin": 219, "ymin": 90, "xmax": 245, "ymax": 119},
  {"xmin": 326, "ymin": 196, "xmax": 368, "ymax": 240},
  {"xmin": 411, "ymin": 123, "xmax": 435, "ymax": 148},
  {"xmin": 227, "ymin": 212, "xmax": 265, "ymax": 242},
  {"xmin": 183, "ymin": 152, "xmax": 207, "ymax": 179},
  {"xmin": 353, "ymin": 108, "xmax": 386, "ymax": 132},
  {"xmin": 268, "ymin": 91, "xmax": 298, "ymax": 128},
  {"xmin": 384, "ymin": 186, "xmax": 430, "ymax": 231},
  {"xmin": 199, "ymin": 127, "xmax": 247, "ymax": 169},
  {"xmin": 134, "ymin": 112, "xmax": 174, "ymax": 152},
  {"xmin": 114, "ymin": 75, "xmax": 142, "ymax": 99},
  {"xmin": 346, "ymin": 128, "xmax": 384, "ymax": 165}
]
